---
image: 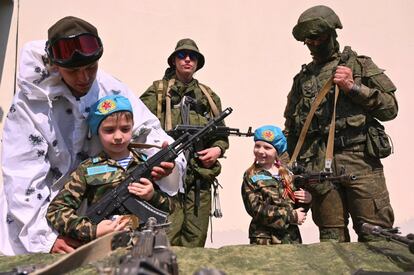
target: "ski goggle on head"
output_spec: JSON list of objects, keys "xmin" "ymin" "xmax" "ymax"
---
[{"xmin": 47, "ymin": 33, "xmax": 103, "ymax": 67}]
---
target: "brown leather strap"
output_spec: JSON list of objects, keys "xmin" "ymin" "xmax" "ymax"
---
[
  {"xmin": 33, "ymin": 231, "xmax": 123, "ymax": 275},
  {"xmin": 156, "ymin": 81, "xmax": 164, "ymax": 120},
  {"xmin": 199, "ymin": 83, "xmax": 220, "ymax": 118},
  {"xmin": 129, "ymin": 142, "xmax": 162, "ymax": 149},
  {"xmin": 289, "ymin": 77, "xmax": 334, "ymax": 166},
  {"xmin": 325, "ymin": 84, "xmax": 339, "ymax": 172},
  {"xmin": 164, "ymin": 78, "xmax": 176, "ymax": 131}
]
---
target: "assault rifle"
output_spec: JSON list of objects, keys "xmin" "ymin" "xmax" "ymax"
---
[
  {"xmin": 291, "ymin": 165, "xmax": 357, "ymax": 190},
  {"xmin": 166, "ymin": 123, "xmax": 252, "ymax": 218},
  {"xmin": 115, "ymin": 217, "xmax": 178, "ymax": 275},
  {"xmin": 361, "ymin": 223, "xmax": 414, "ymax": 254},
  {"xmin": 294, "ymin": 171, "xmax": 357, "ymax": 189},
  {"xmin": 85, "ymin": 107, "xmax": 234, "ymax": 226},
  {"xmin": 167, "ymin": 125, "xmax": 253, "ymax": 140}
]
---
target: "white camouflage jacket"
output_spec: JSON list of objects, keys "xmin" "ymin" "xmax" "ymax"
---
[{"xmin": 0, "ymin": 40, "xmax": 185, "ymax": 255}]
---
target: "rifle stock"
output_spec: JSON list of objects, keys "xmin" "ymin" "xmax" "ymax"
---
[{"xmin": 85, "ymin": 107, "xmax": 233, "ymax": 226}]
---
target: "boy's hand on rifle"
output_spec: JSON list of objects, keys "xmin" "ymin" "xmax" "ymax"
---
[
  {"xmin": 294, "ymin": 188, "xmax": 312, "ymax": 204},
  {"xmin": 197, "ymin": 146, "xmax": 221, "ymax": 168},
  {"xmin": 128, "ymin": 178, "xmax": 155, "ymax": 201},
  {"xmin": 151, "ymin": 141, "xmax": 175, "ymax": 180},
  {"xmin": 96, "ymin": 216, "xmax": 129, "ymax": 238}
]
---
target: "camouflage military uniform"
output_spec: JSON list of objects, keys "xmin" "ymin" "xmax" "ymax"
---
[
  {"xmin": 141, "ymin": 75, "xmax": 228, "ymax": 247},
  {"xmin": 47, "ymin": 149, "xmax": 172, "ymax": 243},
  {"xmin": 242, "ymin": 169, "xmax": 301, "ymax": 245},
  {"xmin": 285, "ymin": 6, "xmax": 397, "ymax": 242}
]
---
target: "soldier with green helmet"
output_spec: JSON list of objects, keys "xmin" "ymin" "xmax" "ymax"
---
[
  {"xmin": 284, "ymin": 5, "xmax": 397, "ymax": 242},
  {"xmin": 140, "ymin": 38, "xmax": 229, "ymax": 247}
]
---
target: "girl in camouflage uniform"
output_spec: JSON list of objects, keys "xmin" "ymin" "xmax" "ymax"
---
[
  {"xmin": 47, "ymin": 95, "xmax": 174, "ymax": 244},
  {"xmin": 242, "ymin": 125, "xmax": 311, "ymax": 245}
]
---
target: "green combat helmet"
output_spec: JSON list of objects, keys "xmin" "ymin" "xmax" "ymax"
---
[
  {"xmin": 292, "ymin": 5, "xmax": 343, "ymax": 41},
  {"xmin": 167, "ymin": 38, "xmax": 205, "ymax": 71}
]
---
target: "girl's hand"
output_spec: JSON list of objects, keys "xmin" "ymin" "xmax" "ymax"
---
[
  {"xmin": 128, "ymin": 178, "xmax": 155, "ymax": 201},
  {"xmin": 294, "ymin": 207, "xmax": 307, "ymax": 225},
  {"xmin": 96, "ymin": 216, "xmax": 129, "ymax": 238},
  {"xmin": 294, "ymin": 188, "xmax": 312, "ymax": 204}
]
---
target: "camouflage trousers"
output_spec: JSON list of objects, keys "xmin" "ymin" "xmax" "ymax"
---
[
  {"xmin": 310, "ymin": 150, "xmax": 394, "ymax": 242},
  {"xmin": 167, "ymin": 185, "xmax": 212, "ymax": 247}
]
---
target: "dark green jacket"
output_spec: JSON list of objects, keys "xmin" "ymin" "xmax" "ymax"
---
[
  {"xmin": 284, "ymin": 47, "xmax": 397, "ymax": 166},
  {"xmin": 140, "ymin": 74, "xmax": 229, "ymax": 187}
]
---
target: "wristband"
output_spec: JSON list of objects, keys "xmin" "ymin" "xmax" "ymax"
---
[{"xmin": 350, "ymin": 83, "xmax": 361, "ymax": 95}]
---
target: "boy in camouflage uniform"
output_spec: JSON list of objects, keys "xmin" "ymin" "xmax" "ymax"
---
[
  {"xmin": 47, "ymin": 95, "xmax": 173, "ymax": 243},
  {"xmin": 242, "ymin": 125, "xmax": 311, "ymax": 245},
  {"xmin": 140, "ymin": 38, "xmax": 229, "ymax": 247},
  {"xmin": 284, "ymin": 5, "xmax": 397, "ymax": 242}
]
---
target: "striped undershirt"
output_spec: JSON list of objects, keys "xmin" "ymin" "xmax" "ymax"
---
[{"xmin": 117, "ymin": 155, "xmax": 132, "ymax": 169}]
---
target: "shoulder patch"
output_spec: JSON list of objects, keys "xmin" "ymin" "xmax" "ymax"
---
[
  {"xmin": 92, "ymin": 157, "xmax": 100, "ymax": 164},
  {"xmin": 87, "ymin": 165, "xmax": 117, "ymax": 176},
  {"xmin": 250, "ymin": 174, "xmax": 273, "ymax": 183}
]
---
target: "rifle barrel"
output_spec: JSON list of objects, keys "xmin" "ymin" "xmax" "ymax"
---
[{"xmin": 362, "ymin": 223, "xmax": 414, "ymax": 254}]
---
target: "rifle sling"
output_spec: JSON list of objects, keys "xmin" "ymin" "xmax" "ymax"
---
[
  {"xmin": 325, "ymin": 84, "xmax": 339, "ymax": 171},
  {"xmin": 288, "ymin": 76, "xmax": 334, "ymax": 166},
  {"xmin": 129, "ymin": 142, "xmax": 162, "ymax": 149},
  {"xmin": 164, "ymin": 78, "xmax": 176, "ymax": 131},
  {"xmin": 194, "ymin": 179, "xmax": 201, "ymax": 217},
  {"xmin": 199, "ymin": 83, "xmax": 220, "ymax": 118}
]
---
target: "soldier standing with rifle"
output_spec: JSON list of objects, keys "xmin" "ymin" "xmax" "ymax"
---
[
  {"xmin": 284, "ymin": 5, "xmax": 398, "ymax": 242},
  {"xmin": 140, "ymin": 38, "xmax": 229, "ymax": 247}
]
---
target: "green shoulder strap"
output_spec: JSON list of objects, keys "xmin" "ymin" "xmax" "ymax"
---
[
  {"xmin": 198, "ymin": 83, "xmax": 220, "ymax": 118},
  {"xmin": 154, "ymin": 79, "xmax": 165, "ymax": 121},
  {"xmin": 154, "ymin": 78, "xmax": 176, "ymax": 131}
]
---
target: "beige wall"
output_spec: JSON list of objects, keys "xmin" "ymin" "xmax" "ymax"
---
[
  {"xmin": 1, "ymin": 0, "xmax": 413, "ymax": 247},
  {"xmin": 0, "ymin": 0, "xmax": 14, "ymax": 85},
  {"xmin": 0, "ymin": 0, "xmax": 16, "ymax": 190}
]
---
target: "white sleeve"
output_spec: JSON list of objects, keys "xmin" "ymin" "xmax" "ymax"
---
[
  {"xmin": 1, "ymin": 95, "xmax": 58, "ymax": 254},
  {"xmin": 0, "ymin": 191, "xmax": 14, "ymax": 255},
  {"xmin": 123, "ymin": 88, "xmax": 186, "ymax": 196}
]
